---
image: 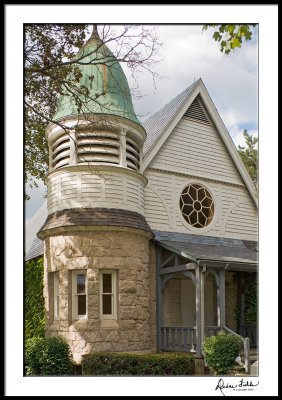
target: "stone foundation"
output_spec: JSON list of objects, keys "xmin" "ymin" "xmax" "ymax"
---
[
  {"xmin": 43, "ymin": 229, "xmax": 154, "ymax": 362},
  {"xmin": 148, "ymin": 242, "xmax": 157, "ymax": 353}
]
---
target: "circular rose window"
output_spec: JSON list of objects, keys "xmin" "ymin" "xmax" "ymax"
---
[{"xmin": 180, "ymin": 184, "xmax": 214, "ymax": 228}]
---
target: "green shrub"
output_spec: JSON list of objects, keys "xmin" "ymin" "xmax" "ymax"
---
[
  {"xmin": 245, "ymin": 281, "xmax": 257, "ymax": 325},
  {"xmin": 202, "ymin": 331, "xmax": 243, "ymax": 375},
  {"xmin": 25, "ymin": 336, "xmax": 75, "ymax": 376},
  {"xmin": 25, "ymin": 257, "xmax": 45, "ymax": 340},
  {"xmin": 81, "ymin": 352, "xmax": 195, "ymax": 376}
]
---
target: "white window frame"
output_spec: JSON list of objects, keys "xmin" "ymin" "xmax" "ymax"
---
[
  {"xmin": 72, "ymin": 270, "xmax": 88, "ymax": 320},
  {"xmin": 54, "ymin": 272, "xmax": 59, "ymax": 320},
  {"xmin": 100, "ymin": 270, "xmax": 117, "ymax": 320}
]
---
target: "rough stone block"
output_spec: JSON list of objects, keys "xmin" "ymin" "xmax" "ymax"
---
[
  {"xmin": 119, "ymin": 280, "xmax": 137, "ymax": 294},
  {"xmin": 44, "ymin": 231, "xmax": 153, "ymax": 361}
]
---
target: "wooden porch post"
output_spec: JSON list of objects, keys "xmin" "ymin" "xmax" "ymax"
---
[
  {"xmin": 217, "ymin": 271, "xmax": 220, "ymax": 327},
  {"xmin": 200, "ymin": 266, "xmax": 205, "ymax": 344},
  {"xmin": 218, "ymin": 268, "xmax": 226, "ymax": 328},
  {"xmin": 195, "ymin": 265, "xmax": 205, "ymax": 374},
  {"xmin": 195, "ymin": 265, "xmax": 203, "ymax": 357},
  {"xmin": 240, "ymin": 276, "xmax": 246, "ymax": 336},
  {"xmin": 156, "ymin": 246, "xmax": 163, "ymax": 352}
]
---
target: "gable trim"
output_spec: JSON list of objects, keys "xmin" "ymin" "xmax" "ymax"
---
[
  {"xmin": 147, "ymin": 166, "xmax": 246, "ymax": 188},
  {"xmin": 142, "ymin": 79, "xmax": 257, "ymax": 207},
  {"xmin": 182, "ymin": 95, "xmax": 212, "ymax": 125},
  {"xmin": 142, "ymin": 82, "xmax": 200, "ymax": 172},
  {"xmin": 198, "ymin": 81, "xmax": 257, "ymax": 207}
]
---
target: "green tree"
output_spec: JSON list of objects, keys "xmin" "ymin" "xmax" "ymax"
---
[
  {"xmin": 24, "ymin": 257, "xmax": 45, "ymax": 340},
  {"xmin": 238, "ymin": 129, "xmax": 258, "ymax": 188},
  {"xmin": 24, "ymin": 24, "xmax": 162, "ymax": 198},
  {"xmin": 245, "ymin": 281, "xmax": 257, "ymax": 326},
  {"xmin": 203, "ymin": 24, "xmax": 256, "ymax": 54}
]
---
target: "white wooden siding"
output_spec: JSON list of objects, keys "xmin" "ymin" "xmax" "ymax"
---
[
  {"xmin": 149, "ymin": 118, "xmax": 244, "ymax": 185},
  {"xmin": 144, "ymin": 167, "xmax": 257, "ymax": 240},
  {"xmin": 47, "ymin": 169, "xmax": 145, "ymax": 216},
  {"xmin": 81, "ymin": 174, "xmax": 101, "ymax": 200},
  {"xmin": 144, "ymin": 187, "xmax": 170, "ymax": 230},
  {"xmin": 224, "ymin": 202, "xmax": 258, "ymax": 238}
]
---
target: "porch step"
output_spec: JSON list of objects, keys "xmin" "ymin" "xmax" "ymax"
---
[
  {"xmin": 204, "ymin": 365, "xmax": 246, "ymax": 376},
  {"xmin": 240, "ymin": 349, "xmax": 258, "ymax": 363},
  {"xmin": 250, "ymin": 360, "xmax": 258, "ymax": 376},
  {"xmin": 202, "ymin": 358, "xmax": 258, "ymax": 376},
  {"xmin": 230, "ymin": 365, "xmax": 245, "ymax": 372}
]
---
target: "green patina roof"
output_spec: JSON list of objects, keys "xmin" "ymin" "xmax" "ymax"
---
[{"xmin": 52, "ymin": 29, "xmax": 141, "ymax": 125}]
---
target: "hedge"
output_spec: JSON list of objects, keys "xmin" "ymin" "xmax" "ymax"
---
[
  {"xmin": 24, "ymin": 256, "xmax": 45, "ymax": 340},
  {"xmin": 81, "ymin": 352, "xmax": 195, "ymax": 376},
  {"xmin": 25, "ymin": 336, "xmax": 75, "ymax": 376}
]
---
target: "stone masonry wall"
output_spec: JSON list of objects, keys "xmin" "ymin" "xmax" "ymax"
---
[
  {"xmin": 44, "ymin": 230, "xmax": 153, "ymax": 362},
  {"xmin": 148, "ymin": 242, "xmax": 157, "ymax": 353}
]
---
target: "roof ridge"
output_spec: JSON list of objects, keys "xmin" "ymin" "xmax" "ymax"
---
[
  {"xmin": 144, "ymin": 79, "xmax": 199, "ymax": 125},
  {"xmin": 143, "ymin": 79, "xmax": 200, "ymax": 155}
]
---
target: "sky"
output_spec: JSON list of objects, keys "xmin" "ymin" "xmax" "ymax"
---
[
  {"xmin": 25, "ymin": 23, "xmax": 258, "ymax": 223},
  {"xmin": 6, "ymin": 4, "xmax": 278, "ymax": 397}
]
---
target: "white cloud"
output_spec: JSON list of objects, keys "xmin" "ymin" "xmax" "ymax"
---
[
  {"xmin": 25, "ymin": 24, "xmax": 258, "ymax": 222},
  {"xmin": 25, "ymin": 179, "xmax": 46, "ymax": 221},
  {"xmin": 129, "ymin": 24, "xmax": 258, "ymax": 139},
  {"xmin": 230, "ymin": 126, "xmax": 258, "ymax": 148}
]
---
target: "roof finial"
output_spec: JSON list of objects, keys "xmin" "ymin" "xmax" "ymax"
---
[{"xmin": 90, "ymin": 24, "xmax": 100, "ymax": 40}]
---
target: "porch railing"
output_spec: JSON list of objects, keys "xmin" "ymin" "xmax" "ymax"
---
[
  {"xmin": 160, "ymin": 327, "xmax": 197, "ymax": 352},
  {"xmin": 223, "ymin": 325, "xmax": 250, "ymax": 374},
  {"xmin": 241, "ymin": 324, "xmax": 257, "ymax": 348},
  {"xmin": 205, "ymin": 326, "xmax": 221, "ymax": 337},
  {"xmin": 160, "ymin": 325, "xmax": 251, "ymax": 374}
]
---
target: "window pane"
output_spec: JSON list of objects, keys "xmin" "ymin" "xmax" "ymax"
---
[
  {"xmin": 77, "ymin": 295, "xmax": 86, "ymax": 315},
  {"xmin": 103, "ymin": 274, "xmax": 112, "ymax": 293},
  {"xmin": 103, "ymin": 294, "xmax": 112, "ymax": 314},
  {"xmin": 77, "ymin": 274, "xmax": 85, "ymax": 294}
]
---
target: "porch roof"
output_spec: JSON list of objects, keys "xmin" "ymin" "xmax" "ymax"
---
[{"xmin": 154, "ymin": 231, "xmax": 258, "ymax": 271}]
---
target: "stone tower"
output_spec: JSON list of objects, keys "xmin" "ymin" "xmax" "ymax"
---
[{"xmin": 38, "ymin": 26, "xmax": 154, "ymax": 362}]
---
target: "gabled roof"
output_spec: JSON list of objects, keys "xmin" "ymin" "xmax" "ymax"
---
[
  {"xmin": 25, "ymin": 201, "xmax": 47, "ymax": 261},
  {"xmin": 143, "ymin": 81, "xmax": 198, "ymax": 155},
  {"xmin": 154, "ymin": 231, "xmax": 257, "ymax": 270},
  {"xmin": 142, "ymin": 78, "xmax": 257, "ymax": 206}
]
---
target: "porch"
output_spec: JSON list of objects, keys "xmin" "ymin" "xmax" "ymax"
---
[{"xmin": 155, "ymin": 232, "xmax": 258, "ymax": 371}]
